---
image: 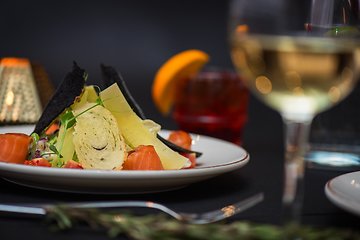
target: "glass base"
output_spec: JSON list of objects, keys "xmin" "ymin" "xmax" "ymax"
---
[{"xmin": 305, "ymin": 145, "xmax": 360, "ymax": 171}]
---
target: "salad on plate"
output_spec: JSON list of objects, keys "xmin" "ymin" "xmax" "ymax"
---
[{"xmin": 0, "ymin": 62, "xmax": 198, "ymax": 171}]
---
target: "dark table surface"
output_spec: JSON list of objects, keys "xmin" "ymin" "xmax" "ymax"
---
[{"xmin": 1, "ymin": 96, "xmax": 360, "ymax": 240}]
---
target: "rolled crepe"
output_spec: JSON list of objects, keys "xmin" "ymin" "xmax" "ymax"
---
[{"xmin": 73, "ymin": 103, "xmax": 127, "ymax": 170}]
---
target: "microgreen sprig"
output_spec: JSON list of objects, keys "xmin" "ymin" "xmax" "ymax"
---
[
  {"xmin": 84, "ymin": 73, "xmax": 89, "ymax": 82},
  {"xmin": 52, "ymin": 85, "xmax": 115, "ymax": 167},
  {"xmin": 53, "ymin": 109, "xmax": 74, "ymax": 167},
  {"xmin": 49, "ymin": 145, "xmax": 62, "ymax": 158}
]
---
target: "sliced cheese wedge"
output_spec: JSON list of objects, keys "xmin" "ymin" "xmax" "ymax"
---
[
  {"xmin": 101, "ymin": 83, "xmax": 189, "ymax": 170},
  {"xmin": 54, "ymin": 124, "xmax": 75, "ymax": 167}
]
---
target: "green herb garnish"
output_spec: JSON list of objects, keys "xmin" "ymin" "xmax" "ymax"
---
[
  {"xmin": 49, "ymin": 145, "xmax": 63, "ymax": 158},
  {"xmin": 53, "ymin": 84, "xmax": 108, "ymax": 167},
  {"xmin": 45, "ymin": 206, "xmax": 360, "ymax": 240}
]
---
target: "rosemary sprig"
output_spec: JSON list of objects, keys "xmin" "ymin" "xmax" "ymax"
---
[{"xmin": 44, "ymin": 205, "xmax": 360, "ymax": 240}]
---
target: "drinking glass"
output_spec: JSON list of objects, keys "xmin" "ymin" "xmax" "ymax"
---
[
  {"xmin": 172, "ymin": 68, "xmax": 249, "ymax": 145},
  {"xmin": 228, "ymin": 0, "xmax": 360, "ymax": 230}
]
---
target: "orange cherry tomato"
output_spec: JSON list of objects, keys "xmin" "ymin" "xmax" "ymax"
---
[
  {"xmin": 45, "ymin": 123, "xmax": 60, "ymax": 135},
  {"xmin": 24, "ymin": 158, "xmax": 51, "ymax": 167},
  {"xmin": 64, "ymin": 160, "xmax": 83, "ymax": 169}
]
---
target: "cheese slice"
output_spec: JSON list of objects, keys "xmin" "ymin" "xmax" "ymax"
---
[
  {"xmin": 101, "ymin": 83, "xmax": 189, "ymax": 170},
  {"xmin": 54, "ymin": 123, "xmax": 75, "ymax": 167}
]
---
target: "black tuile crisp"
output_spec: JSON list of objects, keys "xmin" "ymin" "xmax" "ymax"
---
[
  {"xmin": 100, "ymin": 64, "xmax": 146, "ymax": 119},
  {"xmin": 100, "ymin": 64, "xmax": 202, "ymax": 158},
  {"xmin": 32, "ymin": 62, "xmax": 86, "ymax": 135}
]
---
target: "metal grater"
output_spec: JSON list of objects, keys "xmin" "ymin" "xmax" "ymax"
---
[{"xmin": 0, "ymin": 58, "xmax": 45, "ymax": 125}]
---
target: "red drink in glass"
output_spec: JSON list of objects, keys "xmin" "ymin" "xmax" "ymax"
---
[{"xmin": 172, "ymin": 68, "xmax": 249, "ymax": 145}]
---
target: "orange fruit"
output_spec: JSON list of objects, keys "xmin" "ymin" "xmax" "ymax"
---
[{"xmin": 152, "ymin": 49, "xmax": 210, "ymax": 115}]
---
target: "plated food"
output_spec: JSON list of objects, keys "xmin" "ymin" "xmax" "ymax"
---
[
  {"xmin": 0, "ymin": 62, "xmax": 198, "ymax": 171},
  {"xmin": 0, "ymin": 129, "xmax": 249, "ymax": 194}
]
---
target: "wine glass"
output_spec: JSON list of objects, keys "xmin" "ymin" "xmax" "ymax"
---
[{"xmin": 228, "ymin": 0, "xmax": 360, "ymax": 230}]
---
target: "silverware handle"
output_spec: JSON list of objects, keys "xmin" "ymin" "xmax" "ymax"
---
[{"xmin": 0, "ymin": 204, "xmax": 46, "ymax": 215}]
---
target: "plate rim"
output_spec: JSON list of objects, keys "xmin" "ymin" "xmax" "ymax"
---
[
  {"xmin": 0, "ymin": 152, "xmax": 249, "ymax": 179},
  {"xmin": 325, "ymin": 171, "xmax": 360, "ymax": 216},
  {"xmin": 0, "ymin": 128, "xmax": 250, "ymax": 193}
]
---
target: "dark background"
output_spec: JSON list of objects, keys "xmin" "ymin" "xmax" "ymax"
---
[
  {"xmin": 1, "ymin": 0, "xmax": 359, "ymax": 141},
  {"xmin": 2, "ymin": 1, "xmax": 360, "ymax": 239},
  {"xmin": 0, "ymin": 0, "xmax": 286, "ymax": 190},
  {"xmin": 0, "ymin": 0, "xmax": 244, "ymax": 130}
]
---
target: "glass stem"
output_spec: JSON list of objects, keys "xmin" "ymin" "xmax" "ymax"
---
[{"xmin": 281, "ymin": 118, "xmax": 312, "ymax": 226}]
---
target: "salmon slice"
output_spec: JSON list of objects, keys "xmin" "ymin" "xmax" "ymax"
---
[
  {"xmin": 0, "ymin": 133, "xmax": 31, "ymax": 164},
  {"xmin": 168, "ymin": 131, "xmax": 197, "ymax": 168},
  {"xmin": 167, "ymin": 130, "xmax": 192, "ymax": 150},
  {"xmin": 122, "ymin": 145, "xmax": 164, "ymax": 170}
]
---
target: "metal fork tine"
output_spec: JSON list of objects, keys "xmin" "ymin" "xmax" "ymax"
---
[{"xmin": 183, "ymin": 192, "xmax": 264, "ymax": 224}]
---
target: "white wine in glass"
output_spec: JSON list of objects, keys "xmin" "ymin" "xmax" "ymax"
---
[{"xmin": 228, "ymin": 0, "xmax": 360, "ymax": 231}]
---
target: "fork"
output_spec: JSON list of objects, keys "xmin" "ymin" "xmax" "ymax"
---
[{"xmin": 0, "ymin": 192, "xmax": 263, "ymax": 224}]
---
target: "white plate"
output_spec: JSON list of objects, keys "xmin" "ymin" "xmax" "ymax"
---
[
  {"xmin": 325, "ymin": 171, "xmax": 360, "ymax": 216},
  {"xmin": 0, "ymin": 125, "xmax": 249, "ymax": 194}
]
